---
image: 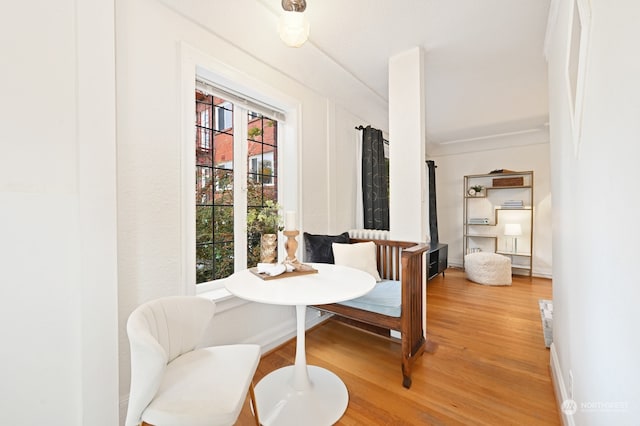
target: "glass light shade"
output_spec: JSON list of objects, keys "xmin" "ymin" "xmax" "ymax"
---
[
  {"xmin": 278, "ymin": 11, "xmax": 309, "ymax": 47},
  {"xmin": 504, "ymin": 223, "xmax": 522, "ymax": 236}
]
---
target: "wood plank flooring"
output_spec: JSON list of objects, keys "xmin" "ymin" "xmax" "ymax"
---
[{"xmin": 237, "ymin": 267, "xmax": 559, "ymax": 425}]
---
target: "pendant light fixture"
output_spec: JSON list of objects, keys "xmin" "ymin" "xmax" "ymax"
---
[{"xmin": 278, "ymin": 0, "xmax": 309, "ymax": 47}]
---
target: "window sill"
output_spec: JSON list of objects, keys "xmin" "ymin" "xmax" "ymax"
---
[
  {"xmin": 198, "ymin": 286, "xmax": 234, "ymax": 302},
  {"xmin": 197, "ymin": 283, "xmax": 249, "ymax": 314}
]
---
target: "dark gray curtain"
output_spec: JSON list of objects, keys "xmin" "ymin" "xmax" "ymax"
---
[{"xmin": 362, "ymin": 125, "xmax": 389, "ymax": 230}]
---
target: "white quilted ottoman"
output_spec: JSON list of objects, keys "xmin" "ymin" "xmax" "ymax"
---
[{"xmin": 464, "ymin": 252, "xmax": 512, "ymax": 285}]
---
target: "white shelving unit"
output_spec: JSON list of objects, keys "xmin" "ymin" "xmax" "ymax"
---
[{"xmin": 463, "ymin": 171, "xmax": 534, "ymax": 276}]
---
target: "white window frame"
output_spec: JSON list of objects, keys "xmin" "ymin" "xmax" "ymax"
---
[
  {"xmin": 565, "ymin": 0, "xmax": 591, "ymax": 158},
  {"xmin": 180, "ymin": 42, "xmax": 300, "ymax": 297},
  {"xmin": 195, "ymin": 93, "xmax": 276, "ymax": 288}
]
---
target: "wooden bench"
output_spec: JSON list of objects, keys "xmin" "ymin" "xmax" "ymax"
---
[{"xmin": 312, "ymin": 238, "xmax": 430, "ymax": 389}]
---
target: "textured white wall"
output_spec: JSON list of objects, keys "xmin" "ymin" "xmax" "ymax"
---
[
  {"xmin": 547, "ymin": 0, "xmax": 640, "ymax": 423},
  {"xmin": 0, "ymin": 1, "xmax": 119, "ymax": 425}
]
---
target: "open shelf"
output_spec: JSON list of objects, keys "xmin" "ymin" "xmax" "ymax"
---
[{"xmin": 463, "ymin": 171, "xmax": 534, "ymax": 276}]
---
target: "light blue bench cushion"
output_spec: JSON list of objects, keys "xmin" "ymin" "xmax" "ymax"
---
[{"xmin": 337, "ymin": 279, "xmax": 401, "ymax": 317}]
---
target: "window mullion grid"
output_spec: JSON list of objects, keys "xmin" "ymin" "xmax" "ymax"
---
[{"xmin": 195, "ymin": 94, "xmax": 215, "ymax": 284}]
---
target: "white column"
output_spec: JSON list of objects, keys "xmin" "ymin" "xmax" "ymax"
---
[
  {"xmin": 388, "ymin": 47, "xmax": 427, "ymax": 242},
  {"xmin": 77, "ymin": 0, "xmax": 120, "ymax": 424}
]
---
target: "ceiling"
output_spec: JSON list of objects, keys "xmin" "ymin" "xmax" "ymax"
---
[{"xmin": 162, "ymin": 0, "xmax": 551, "ymax": 150}]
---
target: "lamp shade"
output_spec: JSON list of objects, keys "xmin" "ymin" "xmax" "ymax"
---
[
  {"xmin": 278, "ymin": 11, "xmax": 309, "ymax": 47},
  {"xmin": 504, "ymin": 223, "xmax": 522, "ymax": 236}
]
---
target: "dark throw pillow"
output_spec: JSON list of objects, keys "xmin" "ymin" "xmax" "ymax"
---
[{"xmin": 303, "ymin": 231, "xmax": 350, "ymax": 264}]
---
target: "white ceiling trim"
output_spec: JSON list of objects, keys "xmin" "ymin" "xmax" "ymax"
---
[{"xmin": 428, "ymin": 127, "xmax": 550, "ymax": 157}]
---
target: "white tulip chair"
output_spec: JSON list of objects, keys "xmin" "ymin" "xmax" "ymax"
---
[{"xmin": 125, "ymin": 296, "xmax": 260, "ymax": 426}]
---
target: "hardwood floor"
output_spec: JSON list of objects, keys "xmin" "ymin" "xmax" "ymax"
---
[{"xmin": 237, "ymin": 267, "xmax": 559, "ymax": 425}]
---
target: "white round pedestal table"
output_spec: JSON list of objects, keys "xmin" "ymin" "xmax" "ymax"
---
[{"xmin": 224, "ymin": 263, "xmax": 376, "ymax": 426}]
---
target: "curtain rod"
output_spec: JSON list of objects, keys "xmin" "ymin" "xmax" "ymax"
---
[
  {"xmin": 355, "ymin": 125, "xmax": 385, "ymax": 134},
  {"xmin": 355, "ymin": 125, "xmax": 389, "ymax": 145}
]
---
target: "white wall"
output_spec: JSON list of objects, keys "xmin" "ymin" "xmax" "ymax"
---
[
  {"xmin": 0, "ymin": 1, "xmax": 119, "ymax": 425},
  {"xmin": 547, "ymin": 0, "xmax": 640, "ymax": 423},
  {"xmin": 430, "ymin": 141, "xmax": 552, "ymax": 277},
  {"xmin": 327, "ymin": 103, "xmax": 370, "ymax": 234},
  {"xmin": 115, "ymin": 0, "xmax": 386, "ymax": 422}
]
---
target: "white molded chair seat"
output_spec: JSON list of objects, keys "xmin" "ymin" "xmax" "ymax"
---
[{"xmin": 125, "ymin": 296, "xmax": 260, "ymax": 426}]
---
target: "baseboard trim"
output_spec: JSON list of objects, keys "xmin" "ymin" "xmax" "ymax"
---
[
  {"xmin": 532, "ymin": 270, "xmax": 553, "ymax": 279},
  {"xmin": 550, "ymin": 342, "xmax": 576, "ymax": 426}
]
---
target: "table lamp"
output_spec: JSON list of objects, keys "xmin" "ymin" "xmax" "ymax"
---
[{"xmin": 504, "ymin": 223, "xmax": 522, "ymax": 253}]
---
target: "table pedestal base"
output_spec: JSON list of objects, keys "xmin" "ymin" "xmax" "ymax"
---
[{"xmin": 255, "ymin": 365, "xmax": 348, "ymax": 426}]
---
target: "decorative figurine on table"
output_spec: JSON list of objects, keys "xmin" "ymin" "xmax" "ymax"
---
[
  {"xmin": 283, "ymin": 210, "xmax": 302, "ymax": 270},
  {"xmin": 282, "ymin": 211, "xmax": 315, "ymax": 272}
]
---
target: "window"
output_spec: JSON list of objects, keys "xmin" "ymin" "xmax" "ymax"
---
[
  {"xmin": 248, "ymin": 114, "xmax": 276, "ymax": 186},
  {"xmin": 246, "ymin": 112, "xmax": 278, "ymax": 268},
  {"xmin": 195, "ymin": 88, "xmax": 279, "ymax": 283},
  {"xmin": 215, "ymin": 101, "xmax": 233, "ymax": 131},
  {"xmin": 197, "ymin": 109, "xmax": 211, "ymax": 149}
]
